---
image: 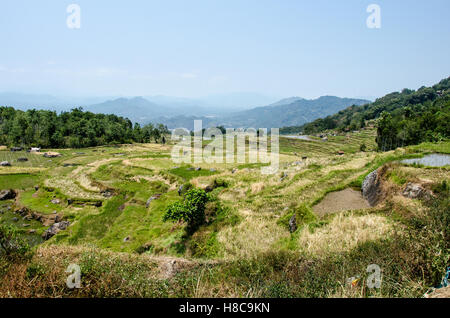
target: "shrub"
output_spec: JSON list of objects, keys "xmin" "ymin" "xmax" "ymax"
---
[
  {"xmin": 163, "ymin": 189, "xmax": 209, "ymax": 232},
  {"xmin": 26, "ymin": 263, "xmax": 46, "ymax": 279},
  {"xmin": 0, "ymin": 225, "xmax": 31, "ymax": 259},
  {"xmin": 360, "ymin": 143, "xmax": 367, "ymax": 152}
]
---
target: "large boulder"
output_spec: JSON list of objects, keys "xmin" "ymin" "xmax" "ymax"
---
[
  {"xmin": 0, "ymin": 189, "xmax": 16, "ymax": 200},
  {"xmin": 362, "ymin": 170, "xmax": 381, "ymax": 206},
  {"xmin": 42, "ymin": 221, "xmax": 70, "ymax": 240}
]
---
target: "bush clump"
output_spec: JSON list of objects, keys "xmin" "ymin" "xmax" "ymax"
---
[
  {"xmin": 0, "ymin": 225, "xmax": 31, "ymax": 259},
  {"xmin": 164, "ymin": 188, "xmax": 209, "ymax": 232}
]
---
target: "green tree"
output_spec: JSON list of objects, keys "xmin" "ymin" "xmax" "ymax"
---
[{"xmin": 163, "ymin": 189, "xmax": 209, "ymax": 232}]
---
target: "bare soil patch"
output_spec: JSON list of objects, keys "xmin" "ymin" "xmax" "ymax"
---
[{"xmin": 313, "ymin": 188, "xmax": 370, "ymax": 216}]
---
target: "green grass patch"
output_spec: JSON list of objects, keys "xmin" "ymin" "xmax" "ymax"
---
[{"xmin": 0, "ymin": 174, "xmax": 39, "ymax": 190}]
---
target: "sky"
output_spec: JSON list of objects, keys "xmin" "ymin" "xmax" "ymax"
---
[{"xmin": 0, "ymin": 0, "xmax": 449, "ymax": 101}]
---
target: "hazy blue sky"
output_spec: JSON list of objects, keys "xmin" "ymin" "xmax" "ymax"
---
[{"xmin": 0, "ymin": 0, "xmax": 449, "ymax": 100}]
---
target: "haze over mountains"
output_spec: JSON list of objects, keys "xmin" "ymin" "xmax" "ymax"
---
[
  {"xmin": 149, "ymin": 96, "xmax": 369, "ymax": 130},
  {"xmin": 0, "ymin": 92, "xmax": 369, "ymax": 130}
]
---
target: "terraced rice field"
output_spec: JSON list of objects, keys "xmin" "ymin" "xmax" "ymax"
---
[{"xmin": 1, "ymin": 129, "xmax": 448, "ymax": 298}]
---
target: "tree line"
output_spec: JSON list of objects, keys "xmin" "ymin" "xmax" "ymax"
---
[
  {"xmin": 0, "ymin": 107, "xmax": 169, "ymax": 148},
  {"xmin": 280, "ymin": 77, "xmax": 450, "ymax": 151}
]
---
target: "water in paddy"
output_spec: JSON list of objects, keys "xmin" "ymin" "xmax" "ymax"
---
[
  {"xmin": 401, "ymin": 154, "xmax": 450, "ymax": 167},
  {"xmin": 283, "ymin": 135, "xmax": 313, "ymax": 141}
]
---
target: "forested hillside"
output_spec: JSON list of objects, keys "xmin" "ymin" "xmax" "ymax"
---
[
  {"xmin": 0, "ymin": 107, "xmax": 168, "ymax": 148},
  {"xmin": 282, "ymin": 77, "xmax": 450, "ymax": 151}
]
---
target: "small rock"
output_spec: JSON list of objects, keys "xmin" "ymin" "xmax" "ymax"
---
[
  {"xmin": 231, "ymin": 168, "xmax": 237, "ymax": 174},
  {"xmin": 16, "ymin": 207, "xmax": 29, "ymax": 216},
  {"xmin": 0, "ymin": 189, "xmax": 16, "ymax": 200},
  {"xmin": 101, "ymin": 190, "xmax": 113, "ymax": 198},
  {"xmin": 402, "ymin": 183, "xmax": 425, "ymax": 199},
  {"xmin": 146, "ymin": 194, "xmax": 162, "ymax": 208},
  {"xmin": 43, "ymin": 152, "xmax": 61, "ymax": 158},
  {"xmin": 28, "ymin": 229, "xmax": 36, "ymax": 234},
  {"xmin": 123, "ymin": 236, "xmax": 130, "ymax": 242},
  {"xmin": 17, "ymin": 157, "xmax": 28, "ymax": 162},
  {"xmin": 51, "ymin": 199, "xmax": 61, "ymax": 204},
  {"xmin": 136, "ymin": 242, "xmax": 152, "ymax": 254},
  {"xmin": 195, "ymin": 167, "xmax": 202, "ymax": 171},
  {"xmin": 12, "ymin": 217, "xmax": 18, "ymax": 222},
  {"xmin": 0, "ymin": 161, "xmax": 11, "ymax": 166},
  {"xmin": 205, "ymin": 185, "xmax": 214, "ymax": 193},
  {"xmin": 289, "ymin": 214, "xmax": 297, "ymax": 233},
  {"xmin": 178, "ymin": 185, "xmax": 184, "ymax": 196},
  {"xmin": 42, "ymin": 221, "xmax": 70, "ymax": 240}
]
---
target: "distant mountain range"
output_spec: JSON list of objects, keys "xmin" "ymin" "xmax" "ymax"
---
[
  {"xmin": 151, "ymin": 96, "xmax": 370, "ymax": 130},
  {"xmin": 0, "ymin": 92, "xmax": 369, "ymax": 130}
]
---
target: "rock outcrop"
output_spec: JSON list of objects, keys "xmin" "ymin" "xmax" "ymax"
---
[
  {"xmin": 42, "ymin": 221, "xmax": 70, "ymax": 240},
  {"xmin": 362, "ymin": 169, "xmax": 382, "ymax": 207}
]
